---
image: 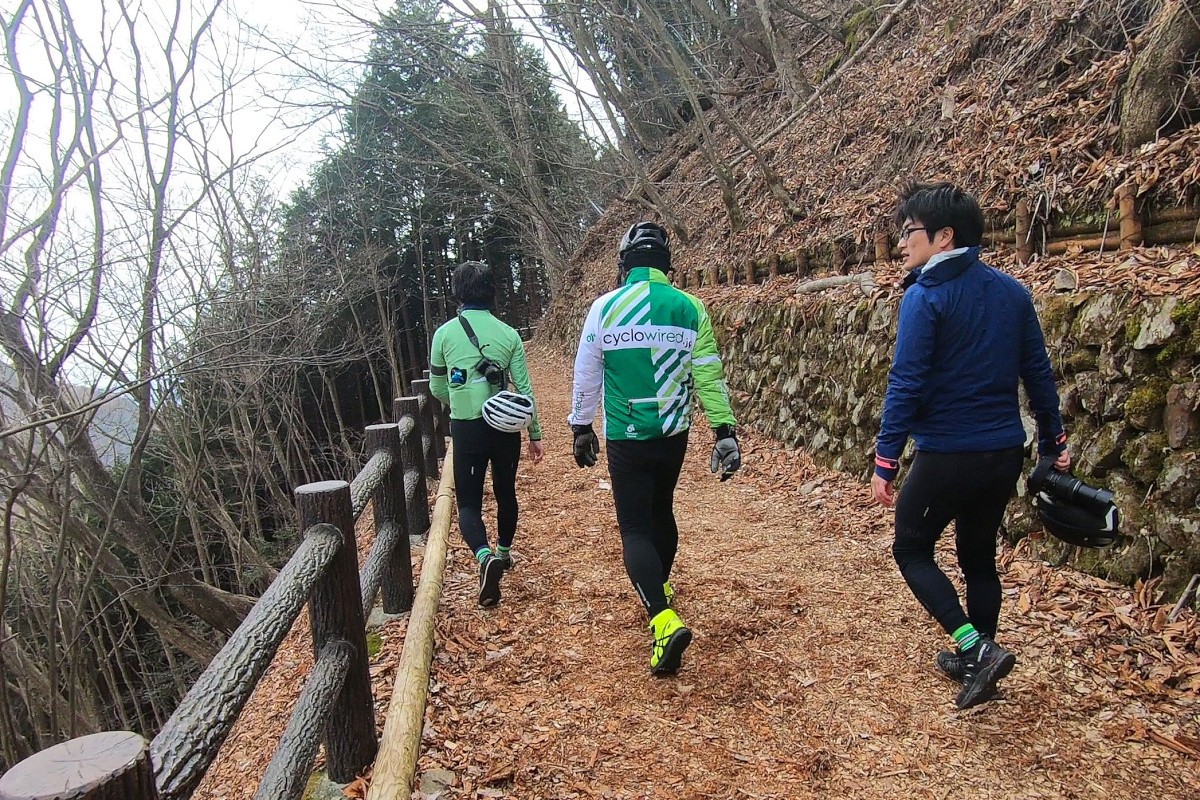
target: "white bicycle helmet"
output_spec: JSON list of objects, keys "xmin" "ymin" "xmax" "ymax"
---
[{"xmin": 481, "ymin": 391, "xmax": 535, "ymax": 432}]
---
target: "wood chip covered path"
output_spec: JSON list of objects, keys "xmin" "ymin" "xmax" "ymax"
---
[{"xmin": 414, "ymin": 349, "xmax": 1198, "ymax": 800}]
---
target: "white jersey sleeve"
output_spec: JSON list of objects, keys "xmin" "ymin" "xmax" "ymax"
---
[{"xmin": 568, "ymin": 298, "xmax": 605, "ymax": 427}]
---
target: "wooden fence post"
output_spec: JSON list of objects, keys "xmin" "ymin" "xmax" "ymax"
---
[
  {"xmin": 833, "ymin": 245, "xmax": 846, "ymax": 275},
  {"xmin": 1016, "ymin": 199, "xmax": 1034, "ymax": 263},
  {"xmin": 0, "ymin": 732, "xmax": 157, "ymax": 800},
  {"xmin": 294, "ymin": 481, "xmax": 378, "ymax": 783},
  {"xmin": 745, "ymin": 258, "xmax": 756, "ymax": 285},
  {"xmin": 1118, "ymin": 184, "xmax": 1143, "ymax": 250},
  {"xmin": 365, "ymin": 424, "xmax": 413, "ymax": 614},
  {"xmin": 411, "ymin": 379, "xmax": 441, "ymax": 477},
  {"xmin": 707, "ymin": 264, "xmax": 719, "ymax": 286},
  {"xmin": 422, "ymin": 369, "xmax": 451, "ymax": 459},
  {"xmin": 875, "ymin": 227, "xmax": 891, "ymax": 264},
  {"xmin": 725, "ymin": 261, "xmax": 737, "ymax": 285},
  {"xmin": 394, "ymin": 397, "xmax": 432, "ymax": 540},
  {"xmin": 768, "ymin": 254, "xmax": 780, "ymax": 281}
]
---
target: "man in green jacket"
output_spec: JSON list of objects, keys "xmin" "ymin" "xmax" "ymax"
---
[
  {"xmin": 430, "ymin": 261, "xmax": 544, "ymax": 608},
  {"xmin": 568, "ymin": 222, "xmax": 741, "ymax": 674}
]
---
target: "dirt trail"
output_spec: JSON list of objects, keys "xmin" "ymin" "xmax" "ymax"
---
[
  {"xmin": 416, "ymin": 348, "xmax": 1198, "ymax": 800},
  {"xmin": 193, "ymin": 348, "xmax": 1199, "ymax": 800}
]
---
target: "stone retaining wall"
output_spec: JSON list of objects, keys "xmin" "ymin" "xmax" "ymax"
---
[{"xmin": 710, "ymin": 292, "xmax": 1200, "ymax": 597}]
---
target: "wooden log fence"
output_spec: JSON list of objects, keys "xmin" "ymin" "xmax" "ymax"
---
[
  {"xmin": 0, "ymin": 390, "xmax": 449, "ymax": 800},
  {"xmin": 669, "ymin": 193, "xmax": 1199, "ymax": 291}
]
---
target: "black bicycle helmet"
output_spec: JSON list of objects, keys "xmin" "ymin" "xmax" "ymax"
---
[
  {"xmin": 618, "ymin": 222, "xmax": 670, "ymax": 256},
  {"xmin": 1034, "ymin": 491, "xmax": 1120, "ymax": 548}
]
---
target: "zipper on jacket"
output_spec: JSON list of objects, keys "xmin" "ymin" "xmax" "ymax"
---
[{"xmin": 627, "ymin": 394, "xmax": 687, "ymax": 411}]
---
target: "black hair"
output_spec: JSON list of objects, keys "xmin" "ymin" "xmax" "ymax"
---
[
  {"xmin": 451, "ymin": 261, "xmax": 496, "ymax": 307},
  {"xmin": 893, "ymin": 181, "xmax": 984, "ymax": 247}
]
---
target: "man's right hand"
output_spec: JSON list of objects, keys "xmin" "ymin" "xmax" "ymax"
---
[
  {"xmin": 572, "ymin": 424, "xmax": 599, "ymax": 468},
  {"xmin": 871, "ymin": 473, "xmax": 895, "ymax": 508}
]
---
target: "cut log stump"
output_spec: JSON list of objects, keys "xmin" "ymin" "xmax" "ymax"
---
[{"xmin": 0, "ymin": 732, "xmax": 157, "ymax": 800}]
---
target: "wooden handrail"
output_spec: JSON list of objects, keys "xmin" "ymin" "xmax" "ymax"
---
[
  {"xmin": 0, "ymin": 389, "xmax": 448, "ymax": 800},
  {"xmin": 252, "ymin": 639, "xmax": 354, "ymax": 800},
  {"xmin": 350, "ymin": 447, "xmax": 394, "ymax": 520},
  {"xmin": 149, "ymin": 522, "xmax": 343, "ymax": 799}
]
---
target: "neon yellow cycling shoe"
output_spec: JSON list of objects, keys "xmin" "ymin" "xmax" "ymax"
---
[
  {"xmin": 649, "ymin": 609, "xmax": 692, "ymax": 675},
  {"xmin": 663, "ymin": 580, "xmax": 676, "ymax": 607}
]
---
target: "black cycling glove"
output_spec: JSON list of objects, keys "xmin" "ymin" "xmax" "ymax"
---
[
  {"xmin": 572, "ymin": 424, "xmax": 599, "ymax": 468},
  {"xmin": 710, "ymin": 424, "xmax": 741, "ymax": 481}
]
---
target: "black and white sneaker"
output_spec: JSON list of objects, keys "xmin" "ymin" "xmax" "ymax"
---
[
  {"xmin": 478, "ymin": 555, "xmax": 504, "ymax": 607},
  {"xmin": 494, "ymin": 550, "xmax": 514, "ymax": 571},
  {"xmin": 936, "ymin": 650, "xmax": 967, "ymax": 683},
  {"xmin": 955, "ymin": 639, "xmax": 1016, "ymax": 709}
]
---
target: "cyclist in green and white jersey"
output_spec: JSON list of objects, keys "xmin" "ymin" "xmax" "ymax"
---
[
  {"xmin": 430, "ymin": 262, "xmax": 543, "ymax": 608},
  {"xmin": 568, "ymin": 222, "xmax": 741, "ymax": 675}
]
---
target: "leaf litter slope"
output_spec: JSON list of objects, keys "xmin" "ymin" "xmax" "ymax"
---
[{"xmin": 418, "ymin": 349, "xmax": 1198, "ymax": 800}]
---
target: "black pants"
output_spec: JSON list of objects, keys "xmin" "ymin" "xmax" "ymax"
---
[
  {"xmin": 606, "ymin": 431, "xmax": 689, "ymax": 618},
  {"xmin": 891, "ymin": 447, "xmax": 1024, "ymax": 639},
  {"xmin": 451, "ymin": 418, "xmax": 521, "ymax": 554}
]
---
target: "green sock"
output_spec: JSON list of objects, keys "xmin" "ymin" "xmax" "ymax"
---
[
  {"xmin": 952, "ymin": 623, "xmax": 981, "ymax": 653},
  {"xmin": 496, "ymin": 545, "xmax": 511, "ymax": 558},
  {"xmin": 475, "ymin": 547, "xmax": 492, "ymax": 564}
]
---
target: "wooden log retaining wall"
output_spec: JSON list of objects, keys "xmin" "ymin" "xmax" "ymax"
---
[{"xmin": 676, "ymin": 194, "xmax": 1200, "ymax": 291}]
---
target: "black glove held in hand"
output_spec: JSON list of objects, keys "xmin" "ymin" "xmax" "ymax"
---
[
  {"xmin": 710, "ymin": 424, "xmax": 741, "ymax": 481},
  {"xmin": 572, "ymin": 424, "xmax": 599, "ymax": 468}
]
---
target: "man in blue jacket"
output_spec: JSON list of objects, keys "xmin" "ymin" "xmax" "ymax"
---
[{"xmin": 872, "ymin": 182, "xmax": 1071, "ymax": 710}]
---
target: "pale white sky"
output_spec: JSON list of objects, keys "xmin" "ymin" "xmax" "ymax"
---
[
  {"xmin": 221, "ymin": 0, "xmax": 605, "ymax": 191},
  {"xmin": 0, "ymin": 0, "xmax": 603, "ymax": 387}
]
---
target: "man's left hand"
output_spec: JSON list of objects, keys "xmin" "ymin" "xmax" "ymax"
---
[
  {"xmin": 710, "ymin": 424, "xmax": 741, "ymax": 481},
  {"xmin": 871, "ymin": 473, "xmax": 895, "ymax": 507}
]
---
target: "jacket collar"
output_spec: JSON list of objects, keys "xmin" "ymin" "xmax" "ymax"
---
[
  {"xmin": 624, "ymin": 267, "xmax": 671, "ymax": 286},
  {"xmin": 903, "ymin": 246, "xmax": 981, "ymax": 289}
]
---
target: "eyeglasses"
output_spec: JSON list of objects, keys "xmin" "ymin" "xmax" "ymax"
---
[{"xmin": 898, "ymin": 226, "xmax": 929, "ymax": 242}]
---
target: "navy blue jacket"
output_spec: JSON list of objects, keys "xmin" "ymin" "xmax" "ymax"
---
[{"xmin": 874, "ymin": 247, "xmax": 1066, "ymax": 482}]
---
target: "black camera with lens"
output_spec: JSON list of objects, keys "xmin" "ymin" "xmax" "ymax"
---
[
  {"xmin": 1027, "ymin": 457, "xmax": 1114, "ymax": 515},
  {"xmin": 474, "ymin": 357, "xmax": 505, "ymax": 387}
]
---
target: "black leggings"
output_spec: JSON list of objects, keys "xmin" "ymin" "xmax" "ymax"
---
[
  {"xmin": 606, "ymin": 431, "xmax": 689, "ymax": 618},
  {"xmin": 891, "ymin": 447, "xmax": 1024, "ymax": 639},
  {"xmin": 451, "ymin": 418, "xmax": 521, "ymax": 554}
]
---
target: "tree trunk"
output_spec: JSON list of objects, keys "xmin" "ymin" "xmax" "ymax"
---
[
  {"xmin": 755, "ymin": 0, "xmax": 812, "ymax": 105},
  {"xmin": 1120, "ymin": 0, "xmax": 1200, "ymax": 152}
]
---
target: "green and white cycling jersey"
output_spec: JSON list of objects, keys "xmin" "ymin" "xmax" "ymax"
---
[{"xmin": 569, "ymin": 267, "xmax": 735, "ymax": 441}]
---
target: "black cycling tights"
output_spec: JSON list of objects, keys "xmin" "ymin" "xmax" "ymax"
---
[
  {"xmin": 451, "ymin": 418, "xmax": 521, "ymax": 555},
  {"xmin": 606, "ymin": 431, "xmax": 689, "ymax": 619},
  {"xmin": 892, "ymin": 447, "xmax": 1024, "ymax": 640}
]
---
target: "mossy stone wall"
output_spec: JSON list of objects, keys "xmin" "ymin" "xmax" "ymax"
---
[{"xmin": 710, "ymin": 292, "xmax": 1200, "ymax": 597}]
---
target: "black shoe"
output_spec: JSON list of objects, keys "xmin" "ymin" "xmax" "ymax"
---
[
  {"xmin": 494, "ymin": 551, "xmax": 514, "ymax": 571},
  {"xmin": 478, "ymin": 555, "xmax": 503, "ymax": 607},
  {"xmin": 936, "ymin": 650, "xmax": 967, "ymax": 683},
  {"xmin": 955, "ymin": 640, "xmax": 1016, "ymax": 710}
]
